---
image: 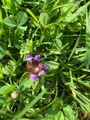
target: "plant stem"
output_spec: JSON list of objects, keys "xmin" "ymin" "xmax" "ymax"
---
[{"xmin": 14, "ymin": 90, "xmax": 46, "ymax": 120}]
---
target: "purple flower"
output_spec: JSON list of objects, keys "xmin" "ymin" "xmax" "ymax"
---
[
  {"xmin": 44, "ymin": 65, "xmax": 50, "ymax": 70},
  {"xmin": 34, "ymin": 55, "xmax": 40, "ymax": 62},
  {"xmin": 25, "ymin": 55, "xmax": 33, "ymax": 62},
  {"xmin": 25, "ymin": 54, "xmax": 50, "ymax": 81},
  {"xmin": 38, "ymin": 70, "xmax": 46, "ymax": 76},
  {"xmin": 30, "ymin": 74, "xmax": 38, "ymax": 81}
]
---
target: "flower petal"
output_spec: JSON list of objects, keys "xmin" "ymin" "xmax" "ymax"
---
[
  {"xmin": 25, "ymin": 55, "xmax": 33, "ymax": 62},
  {"xmin": 34, "ymin": 55, "xmax": 40, "ymax": 62},
  {"xmin": 30, "ymin": 74, "xmax": 38, "ymax": 81},
  {"xmin": 38, "ymin": 70, "xmax": 46, "ymax": 76},
  {"xmin": 43, "ymin": 64, "xmax": 50, "ymax": 70}
]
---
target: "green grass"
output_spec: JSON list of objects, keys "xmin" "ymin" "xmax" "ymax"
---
[{"xmin": 0, "ymin": 0, "xmax": 90, "ymax": 120}]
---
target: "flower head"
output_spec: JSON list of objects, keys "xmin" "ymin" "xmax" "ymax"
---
[{"xmin": 25, "ymin": 54, "xmax": 50, "ymax": 81}]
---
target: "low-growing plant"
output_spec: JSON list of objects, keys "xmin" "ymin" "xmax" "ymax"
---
[{"xmin": 0, "ymin": 0, "xmax": 90, "ymax": 120}]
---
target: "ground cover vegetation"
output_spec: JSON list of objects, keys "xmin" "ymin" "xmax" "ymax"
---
[{"xmin": 0, "ymin": 0, "xmax": 90, "ymax": 120}]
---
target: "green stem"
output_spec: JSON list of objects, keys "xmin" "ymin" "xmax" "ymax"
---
[
  {"xmin": 14, "ymin": 90, "xmax": 46, "ymax": 120},
  {"xmin": 34, "ymin": 78, "xmax": 44, "ymax": 94},
  {"xmin": 29, "ymin": 81, "xmax": 58, "ymax": 117}
]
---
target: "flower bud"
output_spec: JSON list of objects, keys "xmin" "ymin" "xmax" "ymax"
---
[{"xmin": 11, "ymin": 90, "xmax": 20, "ymax": 100}]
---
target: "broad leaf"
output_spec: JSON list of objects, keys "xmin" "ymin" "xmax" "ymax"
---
[
  {"xmin": 17, "ymin": 11, "xmax": 28, "ymax": 26},
  {"xmin": 39, "ymin": 12, "xmax": 49, "ymax": 26},
  {"xmin": 3, "ymin": 15, "xmax": 16, "ymax": 28},
  {"xmin": 63, "ymin": 105, "xmax": 76, "ymax": 120},
  {"xmin": 54, "ymin": 39, "xmax": 62, "ymax": 49},
  {"xmin": 0, "ymin": 85, "xmax": 15, "ymax": 95},
  {"xmin": 20, "ymin": 75, "xmax": 33, "ymax": 91}
]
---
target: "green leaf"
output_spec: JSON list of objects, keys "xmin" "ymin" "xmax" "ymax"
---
[
  {"xmin": 59, "ymin": 111, "xmax": 64, "ymax": 120},
  {"xmin": 26, "ymin": 8, "xmax": 39, "ymax": 23},
  {"xmin": 54, "ymin": 39, "xmax": 62, "ymax": 49},
  {"xmin": 67, "ymin": 1, "xmax": 90, "ymax": 22},
  {"xmin": 0, "ymin": 43, "xmax": 7, "ymax": 59},
  {"xmin": 20, "ymin": 74, "xmax": 33, "ymax": 91},
  {"xmin": 63, "ymin": 105, "xmax": 76, "ymax": 120},
  {"xmin": 15, "ymin": 0, "xmax": 22, "ymax": 4},
  {"xmin": 54, "ymin": 111, "xmax": 64, "ymax": 120},
  {"xmin": 3, "ymin": 15, "xmax": 16, "ymax": 28},
  {"xmin": 17, "ymin": 11, "xmax": 28, "ymax": 26},
  {"xmin": 0, "ymin": 69, "xmax": 3, "ymax": 79},
  {"xmin": 17, "ymin": 26, "xmax": 27, "ymax": 31},
  {"xmin": 0, "ymin": 8, "xmax": 3, "ymax": 22},
  {"xmin": 86, "ymin": 4, "xmax": 90, "ymax": 67},
  {"xmin": 68, "ymin": 37, "xmax": 80, "ymax": 61},
  {"xmin": 2, "ymin": 60, "xmax": 16, "ymax": 76},
  {"xmin": 45, "ymin": 61, "xmax": 59, "ymax": 69},
  {"xmin": 39, "ymin": 12, "xmax": 49, "ymax": 26},
  {"xmin": 0, "ymin": 96, "xmax": 5, "ymax": 105},
  {"xmin": 45, "ymin": 104, "xmax": 64, "ymax": 120},
  {"xmin": 0, "ymin": 85, "xmax": 15, "ymax": 95},
  {"xmin": 75, "ymin": 91, "xmax": 90, "ymax": 112},
  {"xmin": 19, "ymin": 118, "xmax": 30, "ymax": 120}
]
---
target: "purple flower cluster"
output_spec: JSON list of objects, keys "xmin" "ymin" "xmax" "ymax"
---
[{"xmin": 25, "ymin": 55, "xmax": 50, "ymax": 81}]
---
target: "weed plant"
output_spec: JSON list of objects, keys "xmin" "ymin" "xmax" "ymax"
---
[{"xmin": 0, "ymin": 0, "xmax": 90, "ymax": 120}]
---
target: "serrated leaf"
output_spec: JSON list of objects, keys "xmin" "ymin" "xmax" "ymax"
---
[
  {"xmin": 3, "ymin": 15, "xmax": 16, "ymax": 28},
  {"xmin": 2, "ymin": 67, "xmax": 9, "ymax": 75},
  {"xmin": 39, "ymin": 12, "xmax": 49, "ymax": 26},
  {"xmin": 2, "ymin": 60, "xmax": 16, "ymax": 76},
  {"xmin": 17, "ymin": 11, "xmax": 28, "ymax": 26}
]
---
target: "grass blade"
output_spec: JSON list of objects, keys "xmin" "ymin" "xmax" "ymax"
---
[{"xmin": 86, "ymin": 3, "xmax": 90, "ymax": 67}]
